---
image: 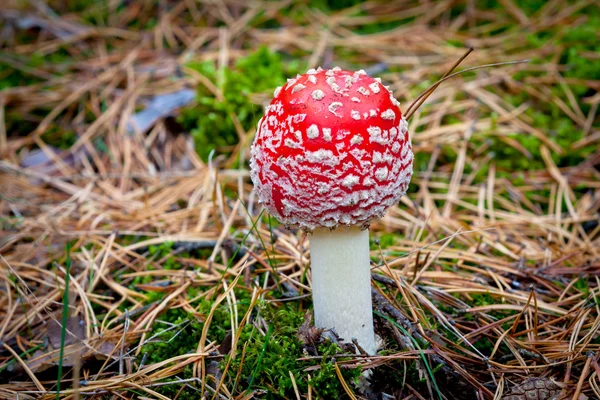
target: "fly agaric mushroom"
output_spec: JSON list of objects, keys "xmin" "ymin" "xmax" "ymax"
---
[{"xmin": 250, "ymin": 66, "xmax": 413, "ymax": 354}]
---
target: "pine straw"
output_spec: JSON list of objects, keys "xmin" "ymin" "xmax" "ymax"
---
[{"xmin": 0, "ymin": 0, "xmax": 599, "ymax": 399}]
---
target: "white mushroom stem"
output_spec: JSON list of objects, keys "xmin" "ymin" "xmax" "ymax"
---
[{"xmin": 310, "ymin": 226, "xmax": 376, "ymax": 354}]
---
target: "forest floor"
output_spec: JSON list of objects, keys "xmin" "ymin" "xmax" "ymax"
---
[{"xmin": 1, "ymin": 0, "xmax": 599, "ymax": 399}]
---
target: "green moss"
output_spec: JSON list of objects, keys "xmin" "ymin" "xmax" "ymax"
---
[
  {"xmin": 561, "ymin": 16, "xmax": 600, "ymax": 81},
  {"xmin": 40, "ymin": 127, "xmax": 77, "ymax": 149},
  {"xmin": 0, "ymin": 55, "xmax": 45, "ymax": 90},
  {"xmin": 224, "ymin": 304, "xmax": 362, "ymax": 399},
  {"xmin": 309, "ymin": 0, "xmax": 365, "ymax": 12},
  {"xmin": 138, "ymin": 301, "xmax": 362, "ymax": 399},
  {"xmin": 179, "ymin": 47, "xmax": 303, "ymax": 162},
  {"xmin": 574, "ymin": 278, "xmax": 590, "ymax": 296},
  {"xmin": 140, "ymin": 310, "xmax": 204, "ymax": 365},
  {"xmin": 372, "ymin": 232, "xmax": 397, "ymax": 250}
]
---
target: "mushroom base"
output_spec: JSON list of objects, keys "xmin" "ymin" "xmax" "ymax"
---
[{"xmin": 310, "ymin": 226, "xmax": 376, "ymax": 354}]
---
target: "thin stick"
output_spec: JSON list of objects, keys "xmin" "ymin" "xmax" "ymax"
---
[
  {"xmin": 405, "ymin": 58, "xmax": 530, "ymax": 120},
  {"xmin": 405, "ymin": 47, "xmax": 474, "ymax": 118}
]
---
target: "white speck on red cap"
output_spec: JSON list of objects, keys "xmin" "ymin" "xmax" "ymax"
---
[
  {"xmin": 381, "ymin": 109, "xmax": 395, "ymax": 120},
  {"xmin": 317, "ymin": 182, "xmax": 330, "ymax": 194},
  {"xmin": 328, "ymin": 102, "xmax": 343, "ymax": 117},
  {"xmin": 292, "ymin": 114, "xmax": 306, "ymax": 123},
  {"xmin": 326, "ymin": 77, "xmax": 340, "ymax": 92},
  {"xmin": 342, "ymin": 174, "xmax": 360, "ymax": 188},
  {"xmin": 306, "ymin": 149, "xmax": 339, "ymax": 166},
  {"xmin": 344, "ymin": 76, "xmax": 355, "ymax": 88},
  {"xmin": 350, "ymin": 134, "xmax": 363, "ymax": 145},
  {"xmin": 375, "ymin": 166, "xmax": 389, "ymax": 181},
  {"xmin": 372, "ymin": 151, "xmax": 384, "ymax": 163},
  {"xmin": 312, "ymin": 89, "xmax": 325, "ymax": 100},
  {"xmin": 357, "ymin": 87, "xmax": 370, "ymax": 96},
  {"xmin": 251, "ymin": 68, "xmax": 413, "ymax": 231},
  {"xmin": 292, "ymin": 84, "xmax": 306, "ymax": 93},
  {"xmin": 284, "ymin": 138, "xmax": 301, "ymax": 148},
  {"xmin": 369, "ymin": 82, "xmax": 381, "ymax": 93}
]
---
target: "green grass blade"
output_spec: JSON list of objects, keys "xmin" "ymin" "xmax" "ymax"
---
[
  {"xmin": 56, "ymin": 242, "xmax": 72, "ymax": 399},
  {"xmin": 210, "ymin": 208, "xmax": 268, "ymax": 300},
  {"xmin": 247, "ymin": 324, "xmax": 272, "ymax": 390},
  {"xmin": 239, "ymin": 200, "xmax": 282, "ymax": 291},
  {"xmin": 0, "ymin": 343, "xmax": 43, "ymax": 375},
  {"xmin": 374, "ymin": 310, "xmax": 443, "ymax": 400}
]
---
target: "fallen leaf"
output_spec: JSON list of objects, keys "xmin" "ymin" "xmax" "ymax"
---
[
  {"xmin": 93, "ymin": 341, "xmax": 118, "ymax": 360},
  {"xmin": 218, "ymin": 331, "xmax": 233, "ymax": 355},
  {"xmin": 47, "ymin": 317, "xmax": 85, "ymax": 348},
  {"xmin": 26, "ymin": 318, "xmax": 118, "ymax": 373}
]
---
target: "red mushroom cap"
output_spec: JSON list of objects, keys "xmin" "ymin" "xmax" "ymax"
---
[{"xmin": 250, "ymin": 67, "xmax": 413, "ymax": 231}]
